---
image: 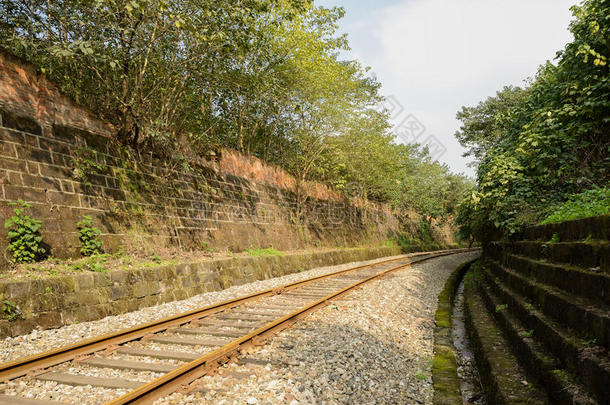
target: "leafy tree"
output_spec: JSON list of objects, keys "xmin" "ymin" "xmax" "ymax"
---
[
  {"xmin": 1, "ymin": 0, "xmax": 304, "ymax": 148},
  {"xmin": 456, "ymin": 0, "xmax": 610, "ymax": 241}
]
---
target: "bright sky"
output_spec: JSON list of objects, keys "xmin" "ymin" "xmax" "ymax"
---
[{"xmin": 316, "ymin": 0, "xmax": 577, "ymax": 176}]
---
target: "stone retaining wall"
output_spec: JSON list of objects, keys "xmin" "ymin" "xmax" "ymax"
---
[
  {"xmin": 0, "ymin": 49, "xmax": 417, "ymax": 268},
  {"xmin": 0, "ymin": 245, "xmax": 400, "ymax": 337}
]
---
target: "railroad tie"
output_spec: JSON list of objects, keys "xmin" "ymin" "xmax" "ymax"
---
[
  {"xmin": 215, "ymin": 313, "xmax": 278, "ymax": 321},
  {"xmin": 195, "ymin": 319, "xmax": 260, "ymax": 329},
  {"xmin": 36, "ymin": 372, "xmax": 143, "ymax": 389},
  {"xmin": 176, "ymin": 327, "xmax": 245, "ymax": 338},
  {"xmin": 0, "ymin": 395, "xmax": 65, "ymax": 405},
  {"xmin": 150, "ymin": 335, "xmax": 230, "ymax": 347},
  {"xmin": 81, "ymin": 357, "xmax": 175, "ymax": 373},
  {"xmin": 116, "ymin": 347, "xmax": 200, "ymax": 362}
]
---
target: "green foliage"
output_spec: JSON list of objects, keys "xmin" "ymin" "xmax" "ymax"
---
[
  {"xmin": 1, "ymin": 0, "xmax": 470, "ymax": 228},
  {"xmin": 542, "ymin": 187, "xmax": 610, "ymax": 224},
  {"xmin": 0, "ymin": 294, "xmax": 22, "ymax": 322},
  {"xmin": 582, "ymin": 338, "xmax": 597, "ymax": 347},
  {"xmin": 201, "ymin": 241, "xmax": 215, "ymax": 255},
  {"xmin": 71, "ymin": 148, "xmax": 106, "ymax": 186},
  {"xmin": 4, "ymin": 200, "xmax": 46, "ymax": 263},
  {"xmin": 415, "ymin": 372, "xmax": 427, "ymax": 381},
  {"xmin": 77, "ymin": 216, "xmax": 103, "ymax": 256},
  {"xmin": 150, "ymin": 253, "xmax": 162, "ymax": 264},
  {"xmin": 520, "ymin": 329, "xmax": 535, "ymax": 338},
  {"xmin": 84, "ymin": 255, "xmax": 107, "ymax": 272},
  {"xmin": 393, "ymin": 220, "xmax": 446, "ymax": 252},
  {"xmin": 245, "ymin": 247, "xmax": 284, "ymax": 257},
  {"xmin": 457, "ymin": 0, "xmax": 610, "ymax": 240}
]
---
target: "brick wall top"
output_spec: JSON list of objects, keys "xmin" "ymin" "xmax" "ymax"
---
[{"xmin": 0, "ymin": 48, "xmax": 114, "ymax": 137}]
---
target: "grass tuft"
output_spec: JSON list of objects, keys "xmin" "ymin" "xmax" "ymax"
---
[{"xmin": 245, "ymin": 247, "xmax": 284, "ymax": 257}]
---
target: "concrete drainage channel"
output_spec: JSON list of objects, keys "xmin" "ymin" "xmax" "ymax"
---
[
  {"xmin": 452, "ymin": 279, "xmax": 486, "ymax": 404},
  {"xmin": 0, "ymin": 248, "xmax": 476, "ymax": 405},
  {"xmin": 431, "ymin": 258, "xmax": 486, "ymax": 405}
]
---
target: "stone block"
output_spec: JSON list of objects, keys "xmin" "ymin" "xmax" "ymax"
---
[
  {"xmin": 44, "ymin": 276, "xmax": 76, "ymax": 294},
  {"xmin": 0, "ymin": 156, "xmax": 26, "ymax": 172},
  {"xmin": 38, "ymin": 137, "xmax": 72, "ymax": 156},
  {"xmin": 110, "ymin": 269, "xmax": 129, "ymax": 284},
  {"xmin": 143, "ymin": 268, "xmax": 159, "ymax": 282},
  {"xmin": 108, "ymin": 300, "xmax": 128, "ymax": 315},
  {"xmin": 46, "ymin": 190, "xmax": 80, "ymax": 206},
  {"xmin": 60, "ymin": 292, "xmax": 81, "ymax": 309},
  {"xmin": 0, "ymin": 141, "xmax": 16, "ymax": 158},
  {"xmin": 38, "ymin": 162, "xmax": 71, "ymax": 179},
  {"xmin": 4, "ymin": 184, "xmax": 46, "ymax": 203},
  {"xmin": 5, "ymin": 281, "xmax": 32, "ymax": 299},
  {"xmin": 92, "ymin": 272, "xmax": 110, "ymax": 287},
  {"xmin": 111, "ymin": 285, "xmax": 130, "ymax": 301},
  {"xmin": 21, "ymin": 173, "xmax": 61, "ymax": 191},
  {"xmin": 147, "ymin": 281, "xmax": 161, "ymax": 295},
  {"xmin": 29, "ymin": 293, "xmax": 60, "ymax": 313},
  {"xmin": 35, "ymin": 311, "xmax": 62, "ymax": 330},
  {"xmin": 131, "ymin": 282, "xmax": 148, "ymax": 298},
  {"xmin": 24, "ymin": 134, "xmax": 39, "ymax": 148},
  {"xmin": 21, "ymin": 146, "xmax": 54, "ymax": 165},
  {"xmin": 175, "ymin": 263, "xmax": 191, "ymax": 276}
]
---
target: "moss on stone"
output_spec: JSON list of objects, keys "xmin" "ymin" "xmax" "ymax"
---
[{"xmin": 432, "ymin": 257, "xmax": 478, "ymax": 405}]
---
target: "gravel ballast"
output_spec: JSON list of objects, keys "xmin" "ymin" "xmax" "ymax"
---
[{"xmin": 157, "ymin": 251, "xmax": 479, "ymax": 405}]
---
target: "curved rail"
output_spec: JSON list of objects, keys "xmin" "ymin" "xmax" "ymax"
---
[
  {"xmin": 108, "ymin": 248, "xmax": 476, "ymax": 404},
  {"xmin": 0, "ymin": 248, "xmax": 478, "ymax": 404}
]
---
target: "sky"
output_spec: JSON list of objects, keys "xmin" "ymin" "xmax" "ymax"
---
[{"xmin": 315, "ymin": 0, "xmax": 577, "ymax": 176}]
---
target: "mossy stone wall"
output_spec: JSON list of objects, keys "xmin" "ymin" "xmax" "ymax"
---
[{"xmin": 0, "ymin": 246, "xmax": 400, "ymax": 337}]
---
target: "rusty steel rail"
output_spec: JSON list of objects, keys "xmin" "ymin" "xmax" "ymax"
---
[
  {"xmin": 0, "ymin": 249, "xmax": 459, "ymax": 382},
  {"xmin": 107, "ymin": 248, "xmax": 475, "ymax": 404}
]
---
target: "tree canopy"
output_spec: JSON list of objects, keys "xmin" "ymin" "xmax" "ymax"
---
[
  {"xmin": 456, "ymin": 0, "xmax": 609, "ymax": 241},
  {"xmin": 1, "ymin": 0, "xmax": 472, "ymax": 232}
]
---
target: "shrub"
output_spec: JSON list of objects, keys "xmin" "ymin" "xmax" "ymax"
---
[
  {"xmin": 4, "ymin": 199, "xmax": 46, "ymax": 263},
  {"xmin": 542, "ymin": 187, "xmax": 610, "ymax": 224},
  {"xmin": 77, "ymin": 215, "xmax": 103, "ymax": 256},
  {"xmin": 0, "ymin": 294, "xmax": 22, "ymax": 321}
]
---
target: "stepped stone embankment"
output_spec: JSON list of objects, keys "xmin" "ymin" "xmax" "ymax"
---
[{"xmin": 464, "ymin": 215, "xmax": 610, "ymax": 404}]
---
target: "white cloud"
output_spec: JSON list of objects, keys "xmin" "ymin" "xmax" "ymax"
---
[{"xmin": 325, "ymin": 0, "xmax": 576, "ymax": 175}]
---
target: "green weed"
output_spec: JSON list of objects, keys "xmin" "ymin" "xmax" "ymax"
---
[{"xmin": 245, "ymin": 247, "xmax": 284, "ymax": 257}]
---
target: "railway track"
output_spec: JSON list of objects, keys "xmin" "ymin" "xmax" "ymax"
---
[{"xmin": 0, "ymin": 248, "xmax": 476, "ymax": 405}]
